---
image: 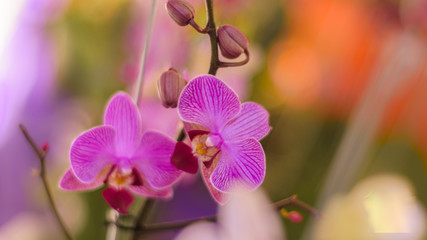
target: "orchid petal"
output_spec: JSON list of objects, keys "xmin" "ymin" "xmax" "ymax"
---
[
  {"xmin": 178, "ymin": 75, "xmax": 241, "ymax": 131},
  {"xmin": 59, "ymin": 167, "xmax": 110, "ymax": 191},
  {"xmin": 104, "ymin": 92, "xmax": 142, "ymax": 156},
  {"xmin": 129, "ymin": 185, "xmax": 173, "ymax": 199},
  {"xmin": 201, "ymin": 164, "xmax": 229, "ymax": 205},
  {"xmin": 70, "ymin": 126, "xmax": 115, "ymax": 183},
  {"xmin": 222, "ymin": 102, "xmax": 271, "ymax": 141},
  {"xmin": 102, "ymin": 187, "xmax": 134, "ymax": 214},
  {"xmin": 132, "ymin": 131, "xmax": 182, "ymax": 189},
  {"xmin": 211, "ymin": 138, "xmax": 265, "ymax": 192}
]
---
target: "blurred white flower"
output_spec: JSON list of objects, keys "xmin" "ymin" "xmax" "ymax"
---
[
  {"xmin": 314, "ymin": 174, "xmax": 426, "ymax": 240},
  {"xmin": 0, "ymin": 213, "xmax": 45, "ymax": 240},
  {"xmin": 175, "ymin": 188, "xmax": 285, "ymax": 240}
]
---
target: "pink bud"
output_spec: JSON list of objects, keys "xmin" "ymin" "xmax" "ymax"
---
[
  {"xmin": 41, "ymin": 142, "xmax": 49, "ymax": 152},
  {"xmin": 166, "ymin": 0, "xmax": 195, "ymax": 26},
  {"xmin": 158, "ymin": 68, "xmax": 186, "ymax": 108},
  {"xmin": 287, "ymin": 211, "xmax": 303, "ymax": 223},
  {"xmin": 217, "ymin": 25, "xmax": 249, "ymax": 59}
]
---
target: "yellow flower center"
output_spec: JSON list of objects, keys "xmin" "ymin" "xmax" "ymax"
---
[
  {"xmin": 107, "ymin": 168, "xmax": 134, "ymax": 189},
  {"xmin": 192, "ymin": 134, "xmax": 219, "ymax": 162}
]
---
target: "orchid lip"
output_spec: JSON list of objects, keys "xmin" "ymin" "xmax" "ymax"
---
[{"xmin": 104, "ymin": 165, "xmax": 143, "ymax": 189}]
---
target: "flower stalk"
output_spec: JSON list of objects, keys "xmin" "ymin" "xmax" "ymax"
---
[
  {"xmin": 134, "ymin": 0, "xmax": 157, "ymax": 106},
  {"xmin": 131, "ymin": 198, "xmax": 155, "ymax": 240},
  {"xmin": 19, "ymin": 124, "xmax": 74, "ymax": 240},
  {"xmin": 108, "ymin": 194, "xmax": 318, "ymax": 233}
]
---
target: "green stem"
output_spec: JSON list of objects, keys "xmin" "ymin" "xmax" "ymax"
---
[
  {"xmin": 130, "ymin": 198, "xmax": 156, "ymax": 240},
  {"xmin": 19, "ymin": 124, "xmax": 74, "ymax": 240}
]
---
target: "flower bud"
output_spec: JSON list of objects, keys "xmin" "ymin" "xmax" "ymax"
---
[
  {"xmin": 41, "ymin": 142, "xmax": 49, "ymax": 152},
  {"xmin": 166, "ymin": 0, "xmax": 195, "ymax": 26},
  {"xmin": 280, "ymin": 208, "xmax": 303, "ymax": 223},
  {"xmin": 287, "ymin": 211, "xmax": 303, "ymax": 223},
  {"xmin": 217, "ymin": 25, "xmax": 249, "ymax": 59},
  {"xmin": 158, "ymin": 68, "xmax": 186, "ymax": 108}
]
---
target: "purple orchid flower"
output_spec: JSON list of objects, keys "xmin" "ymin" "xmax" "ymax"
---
[
  {"xmin": 176, "ymin": 75, "xmax": 271, "ymax": 204},
  {"xmin": 60, "ymin": 92, "xmax": 182, "ymax": 214}
]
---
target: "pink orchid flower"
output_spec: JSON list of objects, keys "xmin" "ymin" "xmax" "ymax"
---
[
  {"xmin": 60, "ymin": 92, "xmax": 182, "ymax": 214},
  {"xmin": 176, "ymin": 75, "xmax": 271, "ymax": 204}
]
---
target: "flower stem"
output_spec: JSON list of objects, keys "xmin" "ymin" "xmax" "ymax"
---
[
  {"xmin": 219, "ymin": 49, "xmax": 250, "ymax": 68},
  {"xmin": 273, "ymin": 194, "xmax": 320, "ymax": 218},
  {"xmin": 108, "ymin": 194, "xmax": 318, "ymax": 232},
  {"xmin": 19, "ymin": 124, "xmax": 74, "ymax": 240},
  {"xmin": 134, "ymin": 0, "xmax": 157, "ymax": 106},
  {"xmin": 205, "ymin": 0, "xmax": 220, "ymax": 75},
  {"xmin": 130, "ymin": 198, "xmax": 156, "ymax": 240}
]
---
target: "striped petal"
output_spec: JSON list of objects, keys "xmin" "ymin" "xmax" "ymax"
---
[
  {"xmin": 104, "ymin": 92, "xmax": 142, "ymax": 156},
  {"xmin": 132, "ymin": 131, "xmax": 182, "ymax": 189},
  {"xmin": 221, "ymin": 102, "xmax": 271, "ymax": 141},
  {"xmin": 178, "ymin": 75, "xmax": 241, "ymax": 132},
  {"xmin": 59, "ymin": 167, "xmax": 110, "ymax": 191},
  {"xmin": 210, "ymin": 138, "xmax": 265, "ymax": 192},
  {"xmin": 70, "ymin": 126, "xmax": 115, "ymax": 183}
]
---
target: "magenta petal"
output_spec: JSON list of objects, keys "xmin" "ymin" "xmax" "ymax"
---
[
  {"xmin": 70, "ymin": 126, "xmax": 115, "ymax": 183},
  {"xmin": 132, "ymin": 131, "xmax": 182, "ymax": 189},
  {"xmin": 221, "ymin": 102, "xmax": 271, "ymax": 141},
  {"xmin": 104, "ymin": 92, "xmax": 142, "ymax": 156},
  {"xmin": 171, "ymin": 142, "xmax": 199, "ymax": 174},
  {"xmin": 102, "ymin": 187, "xmax": 134, "ymax": 214},
  {"xmin": 211, "ymin": 138, "xmax": 265, "ymax": 192},
  {"xmin": 129, "ymin": 185, "xmax": 173, "ymax": 199},
  {"xmin": 178, "ymin": 75, "xmax": 241, "ymax": 131},
  {"xmin": 201, "ymin": 165, "xmax": 229, "ymax": 205},
  {"xmin": 59, "ymin": 168, "xmax": 108, "ymax": 191}
]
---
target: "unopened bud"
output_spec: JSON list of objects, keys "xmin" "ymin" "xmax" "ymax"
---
[
  {"xmin": 166, "ymin": 0, "xmax": 195, "ymax": 26},
  {"xmin": 158, "ymin": 68, "xmax": 186, "ymax": 108},
  {"xmin": 41, "ymin": 142, "xmax": 49, "ymax": 152},
  {"xmin": 280, "ymin": 208, "xmax": 303, "ymax": 223},
  {"xmin": 287, "ymin": 211, "xmax": 303, "ymax": 223},
  {"xmin": 217, "ymin": 25, "xmax": 249, "ymax": 59}
]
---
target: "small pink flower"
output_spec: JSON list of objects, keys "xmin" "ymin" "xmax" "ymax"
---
[
  {"xmin": 60, "ymin": 92, "xmax": 182, "ymax": 214},
  {"xmin": 175, "ymin": 75, "xmax": 271, "ymax": 203}
]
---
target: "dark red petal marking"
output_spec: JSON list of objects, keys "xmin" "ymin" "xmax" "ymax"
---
[
  {"xmin": 131, "ymin": 168, "xmax": 144, "ymax": 186},
  {"xmin": 187, "ymin": 130, "xmax": 210, "ymax": 141},
  {"xmin": 171, "ymin": 142, "xmax": 199, "ymax": 174},
  {"xmin": 102, "ymin": 187, "xmax": 134, "ymax": 214}
]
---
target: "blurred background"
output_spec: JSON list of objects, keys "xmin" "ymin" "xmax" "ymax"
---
[{"xmin": 0, "ymin": 0, "xmax": 426, "ymax": 239}]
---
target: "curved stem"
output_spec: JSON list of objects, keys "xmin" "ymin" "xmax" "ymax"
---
[
  {"xmin": 218, "ymin": 49, "xmax": 250, "ymax": 68},
  {"xmin": 134, "ymin": 0, "xmax": 157, "ymax": 106},
  {"xmin": 189, "ymin": 19, "xmax": 209, "ymax": 34},
  {"xmin": 108, "ymin": 194, "xmax": 318, "ymax": 232},
  {"xmin": 19, "ymin": 124, "xmax": 74, "ymax": 240},
  {"xmin": 274, "ymin": 194, "xmax": 320, "ymax": 218}
]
